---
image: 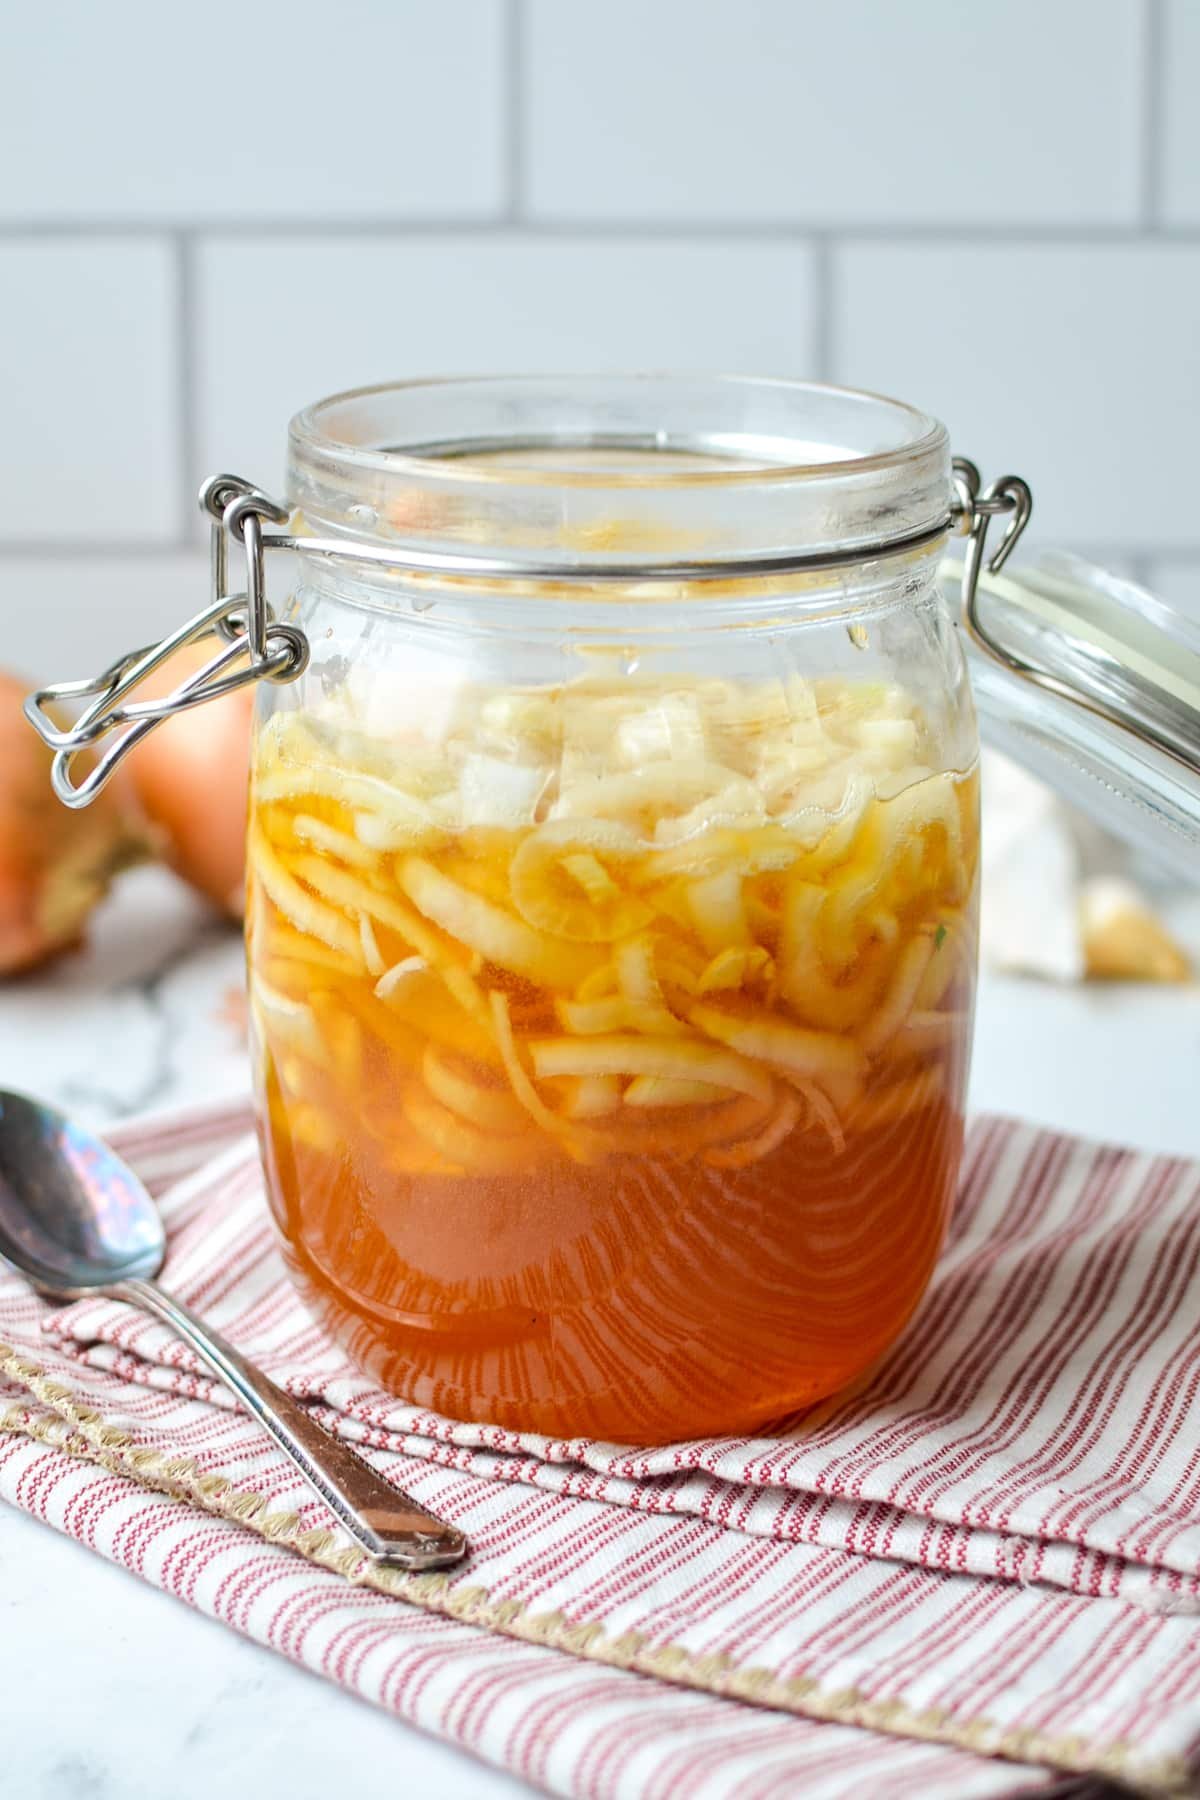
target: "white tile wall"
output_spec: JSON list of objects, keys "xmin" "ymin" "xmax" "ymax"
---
[
  {"xmin": 1163, "ymin": 0, "xmax": 1200, "ymax": 222},
  {"xmin": 831, "ymin": 244, "xmax": 1200, "ymax": 551},
  {"xmin": 3, "ymin": 0, "xmax": 1199, "ymax": 682},
  {"xmin": 1, "ymin": 555, "xmax": 207, "ymax": 683},
  {"xmin": 197, "ymin": 238, "xmax": 818, "ymax": 489},
  {"xmin": 0, "ymin": 241, "xmax": 180, "ymax": 544},
  {"xmin": 0, "ymin": 1, "xmax": 506, "ymax": 222},
  {"xmin": 525, "ymin": 0, "xmax": 1145, "ymax": 226}
]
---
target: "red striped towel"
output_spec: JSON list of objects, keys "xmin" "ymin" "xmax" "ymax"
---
[{"xmin": 2, "ymin": 1101, "xmax": 1199, "ymax": 1798}]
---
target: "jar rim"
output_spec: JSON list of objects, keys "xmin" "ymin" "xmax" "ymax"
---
[
  {"xmin": 286, "ymin": 373, "xmax": 953, "ymax": 577},
  {"xmin": 289, "ymin": 372, "xmax": 947, "ymax": 490}
]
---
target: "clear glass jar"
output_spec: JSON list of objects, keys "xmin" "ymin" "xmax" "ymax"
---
[{"xmin": 246, "ymin": 375, "xmax": 979, "ymax": 1441}]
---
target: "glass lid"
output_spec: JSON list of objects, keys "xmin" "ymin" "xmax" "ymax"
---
[{"xmin": 941, "ymin": 549, "xmax": 1200, "ymax": 883}]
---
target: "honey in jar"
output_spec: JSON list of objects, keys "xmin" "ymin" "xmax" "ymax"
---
[{"xmin": 249, "ymin": 665, "xmax": 976, "ymax": 1440}]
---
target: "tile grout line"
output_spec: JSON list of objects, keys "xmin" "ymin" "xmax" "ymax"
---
[
  {"xmin": 173, "ymin": 231, "xmax": 201, "ymax": 548},
  {"xmin": 811, "ymin": 234, "xmax": 833, "ymax": 381},
  {"xmin": 1139, "ymin": 0, "xmax": 1165, "ymax": 228},
  {"xmin": 504, "ymin": 0, "xmax": 526, "ymax": 224},
  {"xmin": 1, "ymin": 219, "xmax": 1199, "ymax": 244}
]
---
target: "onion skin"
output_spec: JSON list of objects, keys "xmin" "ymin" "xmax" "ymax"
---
[
  {"xmin": 1, "ymin": 671, "xmax": 145, "ymax": 977},
  {"xmin": 125, "ymin": 642, "xmax": 255, "ymax": 916}
]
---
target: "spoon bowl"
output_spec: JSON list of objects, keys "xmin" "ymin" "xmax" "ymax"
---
[
  {"xmin": 0, "ymin": 1090, "xmax": 164, "ymax": 1296},
  {"xmin": 0, "ymin": 1088, "xmax": 467, "ymax": 1570}
]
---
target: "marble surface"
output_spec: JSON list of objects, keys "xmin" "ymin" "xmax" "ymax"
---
[{"xmin": 1, "ymin": 865, "xmax": 1198, "ymax": 1799}]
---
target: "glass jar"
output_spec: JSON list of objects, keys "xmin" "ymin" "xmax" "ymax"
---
[
  {"xmin": 249, "ymin": 375, "xmax": 977, "ymax": 1441},
  {"xmin": 30, "ymin": 373, "xmax": 1200, "ymax": 1445}
]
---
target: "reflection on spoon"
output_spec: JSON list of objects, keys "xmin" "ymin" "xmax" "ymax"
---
[{"xmin": 0, "ymin": 1090, "xmax": 467, "ymax": 1571}]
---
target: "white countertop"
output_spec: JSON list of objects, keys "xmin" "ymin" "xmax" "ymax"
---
[{"xmin": 2, "ymin": 867, "xmax": 1197, "ymax": 1800}]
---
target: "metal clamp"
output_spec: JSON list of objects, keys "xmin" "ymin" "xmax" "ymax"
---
[
  {"xmin": 24, "ymin": 477, "xmax": 310, "ymax": 809},
  {"xmin": 950, "ymin": 461, "xmax": 1200, "ymax": 784},
  {"xmin": 950, "ymin": 455, "xmax": 1035, "ymax": 653},
  {"xmin": 25, "ymin": 460, "xmax": 1032, "ymax": 808}
]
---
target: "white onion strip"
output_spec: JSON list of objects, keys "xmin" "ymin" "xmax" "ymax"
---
[{"xmin": 527, "ymin": 1034, "xmax": 773, "ymax": 1105}]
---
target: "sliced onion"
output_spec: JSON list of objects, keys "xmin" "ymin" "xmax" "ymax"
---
[
  {"xmin": 292, "ymin": 814, "xmax": 376, "ymax": 868},
  {"xmin": 859, "ymin": 932, "xmax": 936, "ymax": 1056},
  {"xmin": 421, "ymin": 1043, "xmax": 529, "ymax": 1134},
  {"xmin": 687, "ymin": 1003, "xmax": 866, "ymax": 1082},
  {"xmin": 250, "ymin": 832, "xmax": 362, "ymax": 961},
  {"xmin": 624, "ymin": 1075, "xmax": 734, "ymax": 1108},
  {"xmin": 403, "ymin": 1082, "xmax": 543, "ymax": 1174},
  {"xmin": 402, "ymin": 854, "xmax": 600, "ymax": 988},
  {"xmin": 555, "ymin": 995, "xmax": 689, "ymax": 1037},
  {"xmin": 527, "ymin": 1033, "xmax": 773, "ymax": 1104},
  {"xmin": 705, "ymin": 1088, "xmax": 802, "ymax": 1169},
  {"xmin": 509, "ymin": 819, "xmax": 651, "ymax": 943},
  {"xmin": 556, "ymin": 1074, "xmax": 623, "ymax": 1119}
]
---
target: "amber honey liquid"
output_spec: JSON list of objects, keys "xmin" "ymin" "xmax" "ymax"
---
[{"xmin": 248, "ymin": 678, "xmax": 977, "ymax": 1441}]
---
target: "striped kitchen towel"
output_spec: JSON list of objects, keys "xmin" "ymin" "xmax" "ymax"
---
[{"xmin": 2, "ymin": 1100, "xmax": 1200, "ymax": 1799}]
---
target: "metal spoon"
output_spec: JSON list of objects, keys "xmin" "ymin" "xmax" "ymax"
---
[{"xmin": 0, "ymin": 1090, "xmax": 467, "ymax": 1571}]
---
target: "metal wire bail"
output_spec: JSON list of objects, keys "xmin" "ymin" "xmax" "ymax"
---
[
  {"xmin": 951, "ymin": 456, "xmax": 1037, "ymax": 672},
  {"xmin": 23, "ymin": 477, "xmax": 309, "ymax": 809},
  {"xmin": 24, "ymin": 458, "xmax": 1034, "ymax": 810}
]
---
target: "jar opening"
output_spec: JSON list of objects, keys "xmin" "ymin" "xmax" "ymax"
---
[
  {"xmin": 286, "ymin": 374, "xmax": 952, "ymax": 578},
  {"xmin": 292, "ymin": 373, "xmax": 944, "ymax": 486}
]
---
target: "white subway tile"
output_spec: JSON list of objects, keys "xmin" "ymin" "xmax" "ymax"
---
[
  {"xmin": 0, "ymin": 554, "xmax": 208, "ymax": 683},
  {"xmin": 1163, "ymin": 0, "xmax": 1200, "ymax": 223},
  {"xmin": 0, "ymin": 242, "xmax": 180, "ymax": 544},
  {"xmin": 1146, "ymin": 560, "xmax": 1200, "ymax": 622},
  {"xmin": 525, "ymin": 0, "xmax": 1142, "ymax": 225},
  {"xmin": 832, "ymin": 244, "xmax": 1200, "ymax": 550},
  {"xmin": 0, "ymin": 1, "xmax": 504, "ymax": 222},
  {"xmin": 196, "ymin": 236, "xmax": 818, "ymax": 490}
]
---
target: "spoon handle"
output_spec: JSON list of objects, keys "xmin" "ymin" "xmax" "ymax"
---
[{"xmin": 114, "ymin": 1277, "xmax": 468, "ymax": 1571}]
